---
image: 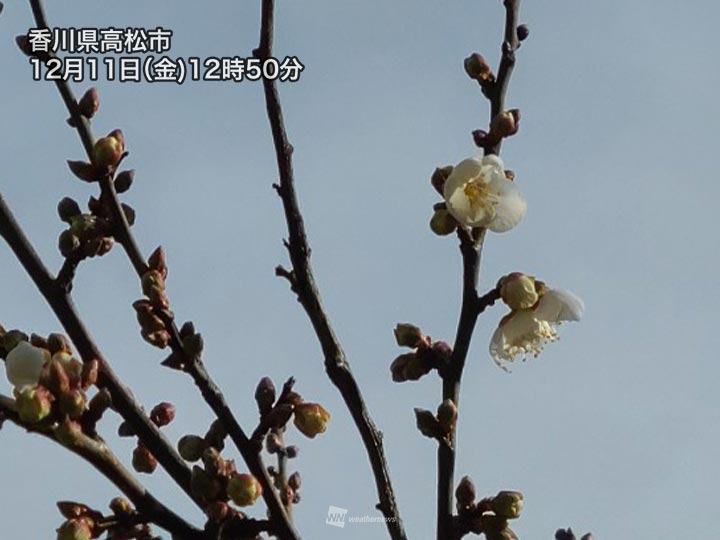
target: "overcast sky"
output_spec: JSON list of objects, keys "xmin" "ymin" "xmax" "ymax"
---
[{"xmin": 1, "ymin": 1, "xmax": 719, "ymax": 539}]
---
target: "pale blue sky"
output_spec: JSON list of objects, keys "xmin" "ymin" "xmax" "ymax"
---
[{"xmin": 1, "ymin": 1, "xmax": 719, "ymax": 539}]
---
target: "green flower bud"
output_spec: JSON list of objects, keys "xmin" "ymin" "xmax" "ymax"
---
[{"xmin": 227, "ymin": 473, "xmax": 263, "ymax": 507}]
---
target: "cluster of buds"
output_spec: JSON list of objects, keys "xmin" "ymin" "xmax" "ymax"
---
[
  {"xmin": 133, "ymin": 247, "xmax": 172, "ymax": 349},
  {"xmin": 1, "ymin": 330, "xmax": 97, "ymax": 429},
  {"xmin": 390, "ymin": 323, "xmax": 452, "ymax": 382},
  {"xmin": 57, "ymin": 198, "xmax": 115, "ymax": 260},
  {"xmin": 414, "ymin": 399, "xmax": 457, "ymax": 443},
  {"xmin": 66, "ymin": 128, "xmax": 127, "ymax": 183},
  {"xmin": 455, "ymin": 476, "xmax": 524, "ymax": 540},
  {"xmin": 119, "ymin": 402, "xmax": 175, "ymax": 474},
  {"xmin": 255, "ymin": 377, "xmax": 331, "ymax": 440},
  {"xmin": 428, "ymin": 167, "xmax": 460, "ymax": 236},
  {"xmin": 56, "ymin": 498, "xmax": 157, "ymax": 540}
]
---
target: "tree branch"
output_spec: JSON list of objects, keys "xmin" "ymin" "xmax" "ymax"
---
[
  {"xmin": 254, "ymin": 1, "xmax": 406, "ymax": 538},
  {"xmin": 0, "ymin": 395, "xmax": 202, "ymax": 540},
  {"xmin": 0, "ymin": 193, "xmax": 197, "ymax": 507},
  {"xmin": 437, "ymin": 1, "xmax": 522, "ymax": 538}
]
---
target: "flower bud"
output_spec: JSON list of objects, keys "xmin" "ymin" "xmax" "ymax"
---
[
  {"xmin": 80, "ymin": 359, "xmax": 99, "ymax": 390},
  {"xmin": 148, "ymin": 246, "xmax": 168, "ymax": 280},
  {"xmin": 132, "ymin": 445, "xmax": 157, "ymax": 474},
  {"xmin": 109, "ymin": 497, "xmax": 133, "ymax": 516},
  {"xmin": 117, "ymin": 421, "xmax": 135, "ymax": 437},
  {"xmin": 5, "ymin": 340, "xmax": 48, "ymax": 390},
  {"xmin": 178, "ymin": 434, "xmax": 206, "ymax": 462},
  {"xmin": 499, "ymin": 273, "xmax": 538, "ymax": 310},
  {"xmin": 78, "ymin": 87, "xmax": 100, "ymax": 119},
  {"xmin": 16, "ymin": 385, "xmax": 53, "ymax": 423},
  {"xmin": 430, "ymin": 165, "xmax": 454, "ymax": 195},
  {"xmin": 464, "ymin": 53, "xmax": 494, "ymax": 83},
  {"xmin": 69, "ymin": 214, "xmax": 97, "ymax": 238},
  {"xmin": 580, "ymin": 535, "xmax": 593, "ymax": 540},
  {"xmin": 293, "ymin": 402, "xmax": 330, "ymax": 439},
  {"xmin": 191, "ymin": 465, "xmax": 221, "ymax": 502},
  {"xmin": 393, "ymin": 323, "xmax": 424, "ymax": 348},
  {"xmin": 472, "ymin": 129, "xmax": 490, "ymax": 148},
  {"xmin": 555, "ymin": 529, "xmax": 577, "ymax": 540},
  {"xmin": 437, "ymin": 399, "xmax": 458, "ymax": 434},
  {"xmin": 490, "ymin": 109, "xmax": 520, "ymax": 138},
  {"xmin": 288, "ymin": 471, "xmax": 302, "ymax": 491},
  {"xmin": 430, "ymin": 208, "xmax": 457, "ymax": 236},
  {"xmin": 455, "ymin": 476, "xmax": 476, "ymax": 511},
  {"xmin": 266, "ymin": 433, "xmax": 282, "ymax": 454},
  {"xmin": 60, "ymin": 388, "xmax": 87, "ymax": 420},
  {"xmin": 150, "ymin": 401, "xmax": 175, "ymax": 427},
  {"xmin": 285, "ymin": 445, "xmax": 299, "ymax": 459},
  {"xmin": 492, "ymin": 491, "xmax": 524, "ymax": 520},
  {"xmin": 57, "ymin": 198, "xmax": 82, "ymax": 223},
  {"xmin": 55, "ymin": 417, "xmax": 83, "ymax": 446},
  {"xmin": 205, "ymin": 501, "xmax": 231, "ymax": 523},
  {"xmin": 57, "ymin": 518, "xmax": 92, "ymax": 540},
  {"xmin": 93, "ymin": 134, "xmax": 124, "ymax": 169},
  {"xmin": 255, "ymin": 376, "xmax": 276, "ymax": 414},
  {"xmin": 517, "ymin": 24, "xmax": 530, "ymax": 41},
  {"xmin": 227, "ymin": 473, "xmax": 263, "ymax": 507},
  {"xmin": 58, "ymin": 231, "xmax": 80, "ymax": 257}
]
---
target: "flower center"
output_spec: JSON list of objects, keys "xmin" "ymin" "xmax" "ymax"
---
[{"xmin": 463, "ymin": 174, "xmax": 495, "ymax": 215}]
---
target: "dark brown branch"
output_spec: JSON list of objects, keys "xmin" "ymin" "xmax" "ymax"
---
[
  {"xmin": 254, "ymin": 1, "xmax": 406, "ymax": 539},
  {"xmin": 0, "ymin": 193, "xmax": 197, "ymax": 507},
  {"xmin": 438, "ymin": 2, "xmax": 522, "ymax": 538},
  {"xmin": 0, "ymin": 396, "xmax": 202, "ymax": 540}
]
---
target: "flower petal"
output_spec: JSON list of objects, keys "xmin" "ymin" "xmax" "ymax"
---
[
  {"xmin": 535, "ymin": 288, "xmax": 584, "ymax": 322},
  {"xmin": 443, "ymin": 158, "xmax": 494, "ymax": 227},
  {"xmin": 5, "ymin": 341, "xmax": 48, "ymax": 390},
  {"xmin": 490, "ymin": 310, "xmax": 554, "ymax": 366},
  {"xmin": 487, "ymin": 178, "xmax": 527, "ymax": 233}
]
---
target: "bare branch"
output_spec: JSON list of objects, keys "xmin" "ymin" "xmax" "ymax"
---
[{"xmin": 254, "ymin": 1, "xmax": 406, "ymax": 538}]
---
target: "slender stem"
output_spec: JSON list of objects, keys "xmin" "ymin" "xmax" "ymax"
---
[
  {"xmin": 437, "ymin": 2, "xmax": 522, "ymax": 538},
  {"xmin": 255, "ymin": 1, "xmax": 406, "ymax": 538},
  {"xmin": 0, "ymin": 194, "xmax": 197, "ymax": 506},
  {"xmin": 0, "ymin": 396, "xmax": 202, "ymax": 540}
]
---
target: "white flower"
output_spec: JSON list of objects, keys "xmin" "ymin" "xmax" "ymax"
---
[
  {"xmin": 490, "ymin": 288, "xmax": 584, "ymax": 367},
  {"xmin": 4, "ymin": 341, "xmax": 48, "ymax": 390},
  {"xmin": 443, "ymin": 155, "xmax": 527, "ymax": 231}
]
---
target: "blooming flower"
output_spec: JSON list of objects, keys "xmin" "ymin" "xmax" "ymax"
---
[
  {"xmin": 4, "ymin": 341, "xmax": 48, "ymax": 391},
  {"xmin": 490, "ymin": 288, "xmax": 584, "ymax": 367},
  {"xmin": 443, "ymin": 155, "xmax": 527, "ymax": 231}
]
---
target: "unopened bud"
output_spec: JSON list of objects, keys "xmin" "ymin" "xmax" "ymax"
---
[
  {"xmin": 288, "ymin": 471, "xmax": 301, "ymax": 491},
  {"xmin": 499, "ymin": 273, "xmax": 538, "ymax": 310},
  {"xmin": 132, "ymin": 445, "xmax": 157, "ymax": 474},
  {"xmin": 117, "ymin": 421, "xmax": 135, "ymax": 437},
  {"xmin": 266, "ymin": 433, "xmax": 282, "ymax": 454},
  {"xmin": 205, "ymin": 501, "xmax": 231, "ymax": 523},
  {"xmin": 60, "ymin": 388, "xmax": 87, "ymax": 420},
  {"xmin": 437, "ymin": 399, "xmax": 458, "ymax": 434},
  {"xmin": 16, "ymin": 386, "xmax": 52, "ymax": 423},
  {"xmin": 456, "ymin": 476, "xmax": 477, "ymax": 510},
  {"xmin": 393, "ymin": 323, "xmax": 424, "ymax": 348},
  {"xmin": 78, "ymin": 87, "xmax": 100, "ymax": 119},
  {"xmin": 150, "ymin": 401, "xmax": 175, "ymax": 427},
  {"xmin": 430, "ymin": 207, "xmax": 457, "ymax": 236},
  {"xmin": 255, "ymin": 376, "xmax": 276, "ymax": 414},
  {"xmin": 121, "ymin": 203, "xmax": 136, "ymax": 226},
  {"xmin": 490, "ymin": 109, "xmax": 520, "ymax": 138},
  {"xmin": 464, "ymin": 53, "xmax": 494, "ymax": 83},
  {"xmin": 93, "ymin": 133, "xmax": 124, "ymax": 169},
  {"xmin": 472, "ymin": 129, "xmax": 490, "ymax": 148},
  {"xmin": 148, "ymin": 246, "xmax": 168, "ymax": 280},
  {"xmin": 47, "ymin": 334, "xmax": 72, "ymax": 355},
  {"xmin": 56, "ymin": 518, "xmax": 92, "ymax": 540},
  {"xmin": 492, "ymin": 491, "xmax": 524, "ymax": 520},
  {"xmin": 58, "ymin": 231, "xmax": 81, "ymax": 257},
  {"xmin": 109, "ymin": 497, "xmax": 133, "ymax": 516},
  {"xmin": 293, "ymin": 402, "xmax": 330, "ymax": 439},
  {"xmin": 191, "ymin": 465, "xmax": 221, "ymax": 502},
  {"xmin": 517, "ymin": 24, "xmax": 530, "ymax": 41},
  {"xmin": 178, "ymin": 434, "xmax": 206, "ymax": 462},
  {"xmin": 431, "ymin": 165, "xmax": 454, "ymax": 195},
  {"xmin": 285, "ymin": 445, "xmax": 299, "ymax": 459},
  {"xmin": 57, "ymin": 198, "xmax": 82, "ymax": 223},
  {"xmin": 80, "ymin": 359, "xmax": 99, "ymax": 390},
  {"xmin": 227, "ymin": 473, "xmax": 263, "ymax": 507}
]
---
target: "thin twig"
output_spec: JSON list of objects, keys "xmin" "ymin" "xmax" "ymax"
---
[
  {"xmin": 254, "ymin": 1, "xmax": 406, "ymax": 538},
  {"xmin": 437, "ymin": 2, "xmax": 522, "ymax": 538},
  {"xmin": 0, "ymin": 396, "xmax": 202, "ymax": 540}
]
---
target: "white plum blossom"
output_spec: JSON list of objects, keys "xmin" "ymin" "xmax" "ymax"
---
[
  {"xmin": 443, "ymin": 155, "xmax": 527, "ymax": 232},
  {"xmin": 490, "ymin": 288, "xmax": 584, "ymax": 368},
  {"xmin": 4, "ymin": 341, "xmax": 48, "ymax": 391}
]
